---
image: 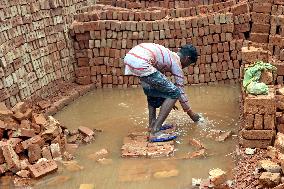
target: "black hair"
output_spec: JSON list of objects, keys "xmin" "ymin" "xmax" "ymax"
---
[{"xmin": 179, "ymin": 44, "xmax": 198, "ymax": 65}]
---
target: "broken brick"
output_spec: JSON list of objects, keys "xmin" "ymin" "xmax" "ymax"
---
[
  {"xmin": 22, "ymin": 135, "xmax": 45, "ymax": 149},
  {"xmin": 0, "ymin": 103, "xmax": 13, "ymax": 119},
  {"xmin": 28, "ymin": 160, "xmax": 58, "ymax": 178},
  {"xmin": 209, "ymin": 168, "xmax": 227, "ymax": 186},
  {"xmin": 12, "ymin": 102, "xmax": 28, "ymax": 114},
  {"xmin": 188, "ymin": 138, "xmax": 205, "ymax": 149},
  {"xmin": 259, "ymin": 172, "xmax": 280, "ymax": 187},
  {"xmin": 16, "ymin": 170, "xmax": 30, "ymax": 178},
  {"xmin": 42, "ymin": 146, "xmax": 53, "ymax": 160},
  {"xmin": 37, "ymin": 100, "xmax": 51, "ymax": 110},
  {"xmin": 28, "ymin": 144, "xmax": 42, "ymax": 164},
  {"xmin": 2, "ymin": 143, "xmax": 21, "ymax": 173},
  {"xmin": 78, "ymin": 126, "xmax": 95, "ymax": 137},
  {"xmin": 32, "ymin": 113, "xmax": 47, "ymax": 126},
  {"xmin": 0, "ymin": 163, "xmax": 8, "ymax": 174},
  {"xmin": 50, "ymin": 143, "xmax": 62, "ymax": 160}
]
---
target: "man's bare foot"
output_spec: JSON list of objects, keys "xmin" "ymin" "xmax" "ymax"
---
[{"xmin": 149, "ymin": 131, "xmax": 177, "ymax": 142}]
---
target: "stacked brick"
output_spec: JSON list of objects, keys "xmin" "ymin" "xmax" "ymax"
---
[
  {"xmin": 78, "ymin": 0, "xmax": 236, "ymax": 22},
  {"xmin": 0, "ymin": 0, "xmax": 88, "ymax": 107},
  {"xmin": 0, "ymin": 101, "xmax": 96, "ymax": 180},
  {"xmin": 231, "ymin": 2, "xmax": 251, "ymax": 39},
  {"xmin": 109, "ymin": 0, "xmax": 236, "ymax": 16},
  {"xmin": 110, "ymin": 0, "xmax": 233, "ymax": 9},
  {"xmin": 276, "ymin": 87, "xmax": 284, "ymax": 136},
  {"xmin": 240, "ymin": 88, "xmax": 276, "ymax": 148},
  {"xmin": 240, "ymin": 45, "xmax": 270, "ymax": 79},
  {"xmin": 245, "ymin": 0, "xmax": 284, "ymax": 84},
  {"xmin": 71, "ymin": 5, "xmax": 243, "ymax": 87},
  {"xmin": 121, "ymin": 132, "xmax": 174, "ymax": 158},
  {"xmin": 239, "ymin": 44, "xmax": 277, "ymax": 148}
]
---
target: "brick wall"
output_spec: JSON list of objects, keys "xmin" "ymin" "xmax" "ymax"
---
[
  {"xmin": 0, "ymin": 0, "xmax": 89, "ymax": 107},
  {"xmin": 98, "ymin": 0, "xmax": 233, "ymax": 8},
  {"xmin": 246, "ymin": 0, "xmax": 284, "ymax": 83},
  {"xmin": 71, "ymin": 3, "xmax": 247, "ymax": 88}
]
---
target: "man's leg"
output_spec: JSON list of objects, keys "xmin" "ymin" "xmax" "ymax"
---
[
  {"xmin": 148, "ymin": 104, "xmax": 156, "ymax": 131},
  {"xmin": 151, "ymin": 98, "xmax": 178, "ymax": 135}
]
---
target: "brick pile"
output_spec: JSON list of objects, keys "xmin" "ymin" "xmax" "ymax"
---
[
  {"xmin": 121, "ymin": 132, "xmax": 174, "ymax": 158},
  {"xmin": 240, "ymin": 88, "xmax": 276, "ymax": 148},
  {"xmin": 0, "ymin": 0, "xmax": 89, "ymax": 108},
  {"xmin": 239, "ymin": 44, "xmax": 277, "ymax": 148},
  {"xmin": 0, "ymin": 100, "xmax": 96, "ymax": 183},
  {"xmin": 71, "ymin": 4, "xmax": 245, "ymax": 87}
]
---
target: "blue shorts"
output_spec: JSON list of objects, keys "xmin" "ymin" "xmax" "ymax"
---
[{"xmin": 140, "ymin": 71, "xmax": 181, "ymax": 108}]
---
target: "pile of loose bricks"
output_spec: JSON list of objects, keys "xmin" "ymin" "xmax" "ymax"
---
[
  {"xmin": 121, "ymin": 131, "xmax": 174, "ymax": 158},
  {"xmin": 0, "ymin": 0, "xmax": 89, "ymax": 109},
  {"xmin": 0, "ymin": 100, "xmax": 96, "ymax": 185}
]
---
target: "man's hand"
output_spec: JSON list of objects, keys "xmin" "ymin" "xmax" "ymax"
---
[{"xmin": 187, "ymin": 110, "xmax": 201, "ymax": 122}]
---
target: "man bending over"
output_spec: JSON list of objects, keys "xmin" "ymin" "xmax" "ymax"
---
[{"xmin": 124, "ymin": 43, "xmax": 201, "ymax": 142}]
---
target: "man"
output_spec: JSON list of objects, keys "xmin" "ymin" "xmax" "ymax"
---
[{"xmin": 124, "ymin": 43, "xmax": 201, "ymax": 142}]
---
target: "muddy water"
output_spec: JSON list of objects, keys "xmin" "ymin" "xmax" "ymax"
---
[{"xmin": 37, "ymin": 84, "xmax": 239, "ymax": 189}]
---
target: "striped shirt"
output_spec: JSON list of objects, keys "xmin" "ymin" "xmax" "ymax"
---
[{"xmin": 124, "ymin": 43, "xmax": 191, "ymax": 112}]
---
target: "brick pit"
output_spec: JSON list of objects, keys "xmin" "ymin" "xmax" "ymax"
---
[{"xmin": 0, "ymin": 0, "xmax": 284, "ymax": 188}]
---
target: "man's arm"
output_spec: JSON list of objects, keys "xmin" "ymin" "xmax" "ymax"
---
[{"xmin": 171, "ymin": 54, "xmax": 200, "ymax": 122}]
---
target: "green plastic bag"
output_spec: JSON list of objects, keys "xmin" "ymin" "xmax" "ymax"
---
[{"xmin": 243, "ymin": 61, "xmax": 276, "ymax": 95}]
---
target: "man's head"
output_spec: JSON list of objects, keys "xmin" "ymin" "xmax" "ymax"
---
[{"xmin": 177, "ymin": 44, "xmax": 198, "ymax": 68}]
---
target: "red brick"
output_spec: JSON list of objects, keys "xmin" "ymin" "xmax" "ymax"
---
[
  {"xmin": 231, "ymin": 3, "xmax": 249, "ymax": 15},
  {"xmin": 75, "ymin": 67, "xmax": 90, "ymax": 77},
  {"xmin": 0, "ymin": 147, "xmax": 4, "ymax": 164},
  {"xmin": 28, "ymin": 144, "xmax": 42, "ymax": 164},
  {"xmin": 32, "ymin": 113, "xmax": 47, "ymax": 126},
  {"xmin": 239, "ymin": 136, "xmax": 272, "ymax": 148},
  {"xmin": 22, "ymin": 135, "xmax": 45, "ymax": 150},
  {"xmin": 28, "ymin": 160, "xmax": 58, "ymax": 178},
  {"xmin": 13, "ymin": 128, "xmax": 35, "ymax": 138},
  {"xmin": 251, "ymin": 13, "xmax": 271, "ymax": 24},
  {"xmin": 250, "ymin": 33, "xmax": 269, "ymax": 43},
  {"xmin": 0, "ymin": 163, "xmax": 8, "ymax": 174},
  {"xmin": 240, "ymin": 129, "xmax": 275, "ymax": 140},
  {"xmin": 253, "ymin": 3, "xmax": 272, "ymax": 13},
  {"xmin": 2, "ymin": 143, "xmax": 21, "ymax": 173},
  {"xmin": 244, "ymin": 90, "xmax": 275, "ymax": 114},
  {"xmin": 251, "ymin": 23, "xmax": 271, "ymax": 34},
  {"xmin": 252, "ymin": 114, "xmax": 264, "ymax": 129},
  {"xmin": 76, "ymin": 76, "xmax": 91, "ymax": 85},
  {"xmin": 264, "ymin": 114, "xmax": 275, "ymax": 130},
  {"xmin": 277, "ymin": 124, "xmax": 284, "ymax": 134},
  {"xmin": 274, "ymin": 63, "xmax": 284, "ymax": 76},
  {"xmin": 216, "ymin": 72, "xmax": 222, "ymax": 81},
  {"xmin": 50, "ymin": 143, "xmax": 62, "ymax": 159},
  {"xmin": 77, "ymin": 58, "xmax": 89, "ymax": 67},
  {"xmin": 78, "ymin": 126, "xmax": 94, "ymax": 137},
  {"xmin": 274, "ymin": 0, "xmax": 284, "ymax": 5},
  {"xmin": 244, "ymin": 114, "xmax": 254, "ymax": 129}
]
